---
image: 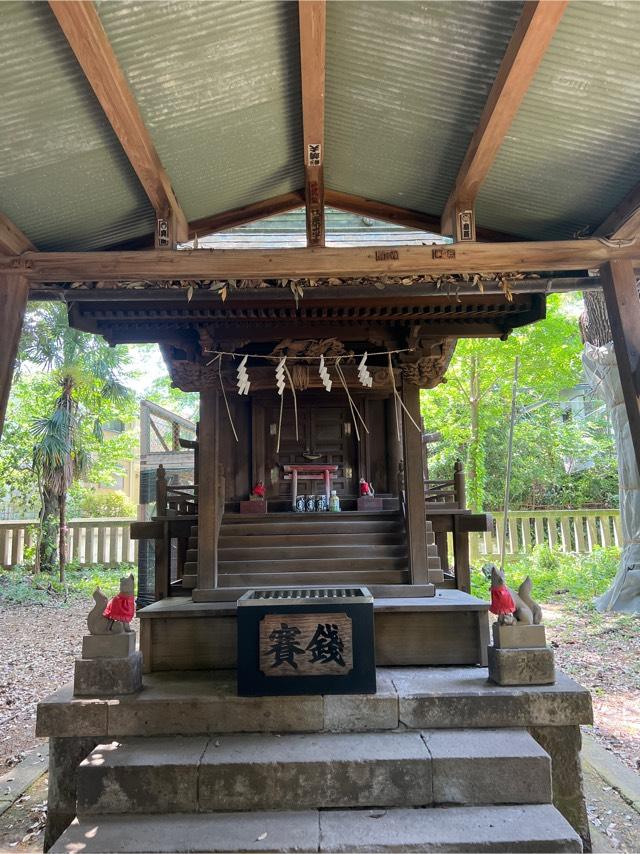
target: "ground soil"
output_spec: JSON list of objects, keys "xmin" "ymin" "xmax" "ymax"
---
[{"xmin": 544, "ymin": 603, "xmax": 640, "ymax": 773}]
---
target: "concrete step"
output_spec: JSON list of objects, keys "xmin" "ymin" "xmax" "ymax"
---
[
  {"xmin": 53, "ymin": 805, "xmax": 582, "ymax": 852},
  {"xmin": 76, "ymin": 729, "xmax": 551, "ymax": 816}
]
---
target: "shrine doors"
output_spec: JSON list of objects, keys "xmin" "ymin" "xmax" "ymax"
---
[{"xmin": 257, "ymin": 396, "xmax": 357, "ymax": 500}]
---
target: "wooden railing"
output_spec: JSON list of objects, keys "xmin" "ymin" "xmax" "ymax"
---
[
  {"xmin": 156, "ymin": 463, "xmax": 198, "ymax": 517},
  {"xmin": 425, "ymin": 460, "xmax": 466, "ymax": 509},
  {"xmin": 0, "ymin": 518, "xmax": 138, "ymax": 569},
  {"xmin": 471, "ymin": 509, "xmax": 621, "ymax": 559}
]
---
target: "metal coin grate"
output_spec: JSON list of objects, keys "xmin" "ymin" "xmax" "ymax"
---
[{"xmin": 249, "ymin": 588, "xmax": 363, "ymax": 601}]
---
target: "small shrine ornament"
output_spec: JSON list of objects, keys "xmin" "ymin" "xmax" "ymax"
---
[
  {"xmin": 250, "ymin": 480, "xmax": 266, "ymax": 500},
  {"xmin": 359, "ymin": 478, "xmax": 374, "ymax": 497}
]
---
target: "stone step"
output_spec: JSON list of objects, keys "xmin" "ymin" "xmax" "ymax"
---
[
  {"xmin": 76, "ymin": 729, "xmax": 551, "ymax": 816},
  {"xmin": 53, "ymin": 804, "xmax": 581, "ymax": 853}
]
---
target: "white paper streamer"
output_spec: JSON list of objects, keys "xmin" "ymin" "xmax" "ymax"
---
[
  {"xmin": 319, "ymin": 354, "xmax": 332, "ymax": 391},
  {"xmin": 236, "ymin": 354, "xmax": 250, "ymax": 395},
  {"xmin": 358, "ymin": 352, "xmax": 373, "ymax": 388}
]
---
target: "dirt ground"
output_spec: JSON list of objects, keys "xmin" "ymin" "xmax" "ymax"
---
[{"xmin": 544, "ymin": 603, "xmax": 640, "ymax": 773}]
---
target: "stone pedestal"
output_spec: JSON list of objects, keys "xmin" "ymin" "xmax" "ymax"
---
[
  {"xmin": 240, "ymin": 499, "xmax": 267, "ymax": 514},
  {"xmin": 492, "ymin": 622, "xmax": 547, "ymax": 649},
  {"xmin": 74, "ymin": 632, "xmax": 142, "ymax": 697},
  {"xmin": 488, "ymin": 645, "xmax": 555, "ymax": 686},
  {"xmin": 357, "ymin": 496, "xmax": 383, "ymax": 511}
]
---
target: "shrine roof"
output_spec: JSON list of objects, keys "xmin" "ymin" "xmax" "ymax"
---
[{"xmin": 2, "ymin": 1, "xmax": 640, "ymax": 252}]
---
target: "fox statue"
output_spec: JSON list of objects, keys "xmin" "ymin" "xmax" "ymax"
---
[
  {"xmin": 490, "ymin": 565, "xmax": 542, "ymax": 626},
  {"xmin": 86, "ymin": 574, "xmax": 135, "ymax": 635}
]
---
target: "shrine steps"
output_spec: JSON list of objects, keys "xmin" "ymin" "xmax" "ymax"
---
[
  {"xmin": 53, "ymin": 730, "xmax": 581, "ymax": 852},
  {"xmin": 182, "ymin": 510, "xmax": 440, "ymax": 589}
]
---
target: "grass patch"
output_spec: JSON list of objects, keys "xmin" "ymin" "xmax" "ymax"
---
[
  {"xmin": 470, "ymin": 545, "xmax": 621, "ymax": 605},
  {"xmin": 0, "ymin": 562, "xmax": 135, "ymax": 606}
]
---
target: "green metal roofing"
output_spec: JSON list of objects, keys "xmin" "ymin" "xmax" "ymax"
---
[
  {"xmin": 2, "ymin": 0, "xmax": 640, "ymax": 250},
  {"xmin": 325, "ymin": 0, "xmax": 524, "ymax": 213},
  {"xmin": 96, "ymin": 0, "xmax": 303, "ymax": 223},
  {"xmin": 0, "ymin": 1, "xmax": 153, "ymax": 251},
  {"xmin": 477, "ymin": 0, "xmax": 640, "ymax": 240}
]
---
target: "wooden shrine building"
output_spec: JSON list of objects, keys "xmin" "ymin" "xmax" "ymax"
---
[{"xmin": 2, "ymin": 1, "xmax": 640, "ymax": 850}]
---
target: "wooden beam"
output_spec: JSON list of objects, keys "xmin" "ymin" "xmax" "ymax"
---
[
  {"xmin": 49, "ymin": 0, "xmax": 188, "ymax": 247},
  {"xmin": 188, "ymin": 191, "xmax": 305, "ymax": 240},
  {"xmin": 4, "ymin": 238, "xmax": 639, "ymax": 282},
  {"xmin": 600, "ymin": 260, "xmax": 640, "ymax": 476},
  {"xmin": 595, "ymin": 182, "xmax": 640, "ymax": 240},
  {"xmin": 0, "ymin": 274, "xmax": 29, "ymax": 438},
  {"xmin": 298, "ymin": 0, "xmax": 326, "ymax": 246},
  {"xmin": 441, "ymin": 0, "xmax": 567, "ymax": 239},
  {"xmin": 325, "ymin": 190, "xmax": 521, "ymax": 242},
  {"xmin": 0, "ymin": 214, "xmax": 36, "ymax": 256}
]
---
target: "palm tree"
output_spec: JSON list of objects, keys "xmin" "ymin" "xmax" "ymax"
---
[{"xmin": 20, "ymin": 304, "xmax": 131, "ymax": 580}]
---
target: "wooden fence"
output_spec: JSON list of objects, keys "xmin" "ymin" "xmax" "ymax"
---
[
  {"xmin": 0, "ymin": 518, "xmax": 138, "ymax": 569},
  {"xmin": 471, "ymin": 509, "xmax": 621, "ymax": 560}
]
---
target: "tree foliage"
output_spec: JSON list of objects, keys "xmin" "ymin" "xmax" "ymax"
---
[{"xmin": 421, "ymin": 294, "xmax": 617, "ymax": 511}]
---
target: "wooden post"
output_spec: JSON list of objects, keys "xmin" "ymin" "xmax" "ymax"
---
[
  {"xmin": 0, "ymin": 274, "xmax": 29, "ymax": 439},
  {"xmin": 453, "ymin": 516, "xmax": 471, "ymax": 593},
  {"xmin": 155, "ymin": 464, "xmax": 167, "ymax": 516},
  {"xmin": 600, "ymin": 260, "xmax": 640, "ymax": 477},
  {"xmin": 196, "ymin": 388, "xmax": 219, "ymax": 590},
  {"xmin": 400, "ymin": 380, "xmax": 428, "ymax": 584},
  {"xmin": 453, "ymin": 460, "xmax": 466, "ymax": 509}
]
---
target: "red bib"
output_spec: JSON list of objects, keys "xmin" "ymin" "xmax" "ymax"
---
[
  {"xmin": 490, "ymin": 585, "xmax": 516, "ymax": 615},
  {"xmin": 103, "ymin": 593, "xmax": 135, "ymax": 623}
]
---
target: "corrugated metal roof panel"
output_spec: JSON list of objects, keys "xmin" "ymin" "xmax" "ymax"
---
[
  {"xmin": 324, "ymin": 0, "xmax": 524, "ymax": 216},
  {"xmin": 95, "ymin": 0, "xmax": 304, "ymax": 223},
  {"xmin": 192, "ymin": 205, "xmax": 445, "ymax": 247},
  {"xmin": 0, "ymin": 1, "xmax": 153, "ymax": 251},
  {"xmin": 478, "ymin": 0, "xmax": 640, "ymax": 240}
]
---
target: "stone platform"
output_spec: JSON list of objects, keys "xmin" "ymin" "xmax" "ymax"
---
[
  {"xmin": 37, "ymin": 666, "xmax": 593, "ymax": 852},
  {"xmin": 137, "ymin": 590, "xmax": 490, "ymax": 672}
]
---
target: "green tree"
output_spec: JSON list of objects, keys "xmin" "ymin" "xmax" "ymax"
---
[
  {"xmin": 421, "ymin": 294, "xmax": 615, "ymax": 512},
  {"xmin": 14, "ymin": 304, "xmax": 134, "ymax": 579}
]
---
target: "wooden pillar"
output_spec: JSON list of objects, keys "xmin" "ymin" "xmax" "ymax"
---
[
  {"xmin": 196, "ymin": 388, "xmax": 219, "ymax": 590},
  {"xmin": 0, "ymin": 274, "xmax": 29, "ymax": 439},
  {"xmin": 386, "ymin": 397, "xmax": 401, "ymax": 494},
  {"xmin": 601, "ymin": 260, "xmax": 640, "ymax": 478},
  {"xmin": 401, "ymin": 380, "xmax": 428, "ymax": 584}
]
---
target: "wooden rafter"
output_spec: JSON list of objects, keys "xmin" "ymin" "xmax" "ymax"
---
[
  {"xmin": 0, "ymin": 213, "xmax": 36, "ymax": 256},
  {"xmin": 595, "ymin": 182, "xmax": 640, "ymax": 241},
  {"xmin": 325, "ymin": 190, "xmax": 519, "ymax": 242},
  {"xmin": 49, "ymin": 0, "xmax": 188, "ymax": 248},
  {"xmin": 4, "ymin": 239, "xmax": 639, "ymax": 282},
  {"xmin": 188, "ymin": 191, "xmax": 306, "ymax": 240},
  {"xmin": 441, "ymin": 0, "xmax": 567, "ymax": 240},
  {"xmin": 298, "ymin": 0, "xmax": 326, "ymax": 247}
]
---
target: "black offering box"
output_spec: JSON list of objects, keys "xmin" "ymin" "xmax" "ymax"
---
[{"xmin": 237, "ymin": 587, "xmax": 376, "ymax": 696}]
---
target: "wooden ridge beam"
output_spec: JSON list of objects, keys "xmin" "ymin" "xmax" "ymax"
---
[
  {"xmin": 49, "ymin": 0, "xmax": 188, "ymax": 248},
  {"xmin": 188, "ymin": 191, "xmax": 305, "ymax": 240},
  {"xmin": 298, "ymin": 0, "xmax": 326, "ymax": 246},
  {"xmin": 595, "ymin": 182, "xmax": 640, "ymax": 240},
  {"xmin": 0, "ymin": 213, "xmax": 36, "ymax": 256},
  {"xmin": 325, "ymin": 190, "xmax": 520, "ymax": 242},
  {"xmin": 4, "ymin": 239, "xmax": 638, "ymax": 282},
  {"xmin": 441, "ymin": 0, "xmax": 567, "ymax": 240}
]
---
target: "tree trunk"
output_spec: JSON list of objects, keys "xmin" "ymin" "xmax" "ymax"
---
[
  {"xmin": 58, "ymin": 491, "xmax": 67, "ymax": 584},
  {"xmin": 39, "ymin": 489, "xmax": 59, "ymax": 574}
]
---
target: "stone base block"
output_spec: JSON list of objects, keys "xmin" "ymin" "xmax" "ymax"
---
[
  {"xmin": 74, "ymin": 651, "xmax": 143, "ymax": 697},
  {"xmin": 82, "ymin": 632, "xmax": 136, "ymax": 660},
  {"xmin": 357, "ymin": 496, "xmax": 383, "ymax": 511},
  {"xmin": 487, "ymin": 646, "xmax": 555, "ymax": 686},
  {"xmin": 492, "ymin": 622, "xmax": 547, "ymax": 649},
  {"xmin": 239, "ymin": 500, "xmax": 267, "ymax": 514}
]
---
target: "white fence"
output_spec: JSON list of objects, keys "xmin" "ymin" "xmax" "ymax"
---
[
  {"xmin": 0, "ymin": 518, "xmax": 137, "ymax": 569},
  {"xmin": 471, "ymin": 509, "xmax": 621, "ymax": 559}
]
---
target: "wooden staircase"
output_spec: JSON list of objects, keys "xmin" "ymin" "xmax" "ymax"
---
[{"xmin": 181, "ymin": 511, "xmax": 444, "ymax": 590}]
